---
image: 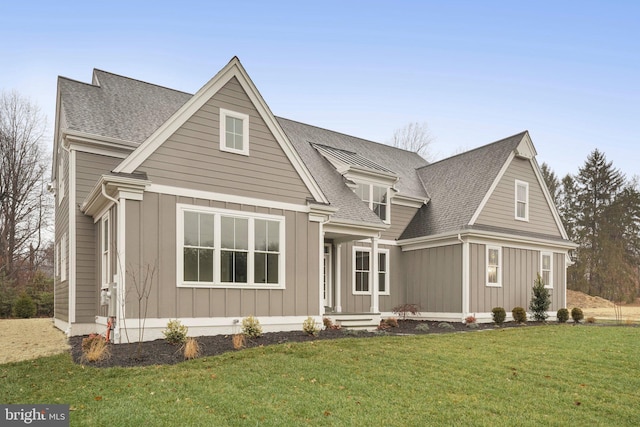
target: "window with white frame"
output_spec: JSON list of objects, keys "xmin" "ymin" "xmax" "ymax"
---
[
  {"xmin": 178, "ymin": 205, "xmax": 284, "ymax": 288},
  {"xmin": 378, "ymin": 249, "xmax": 390, "ymax": 295},
  {"xmin": 61, "ymin": 233, "xmax": 67, "ymax": 282},
  {"xmin": 101, "ymin": 213, "xmax": 111, "ymax": 286},
  {"xmin": 354, "ymin": 182, "xmax": 389, "ymax": 222},
  {"xmin": 486, "ymin": 245, "xmax": 501, "ymax": 287},
  {"xmin": 352, "ymin": 247, "xmax": 389, "ymax": 294},
  {"xmin": 515, "ymin": 180, "xmax": 529, "ymax": 221},
  {"xmin": 55, "ymin": 242, "xmax": 60, "ymax": 279},
  {"xmin": 541, "ymin": 252, "xmax": 553, "ymax": 288},
  {"xmin": 220, "ymin": 108, "xmax": 249, "ymax": 156},
  {"xmin": 58, "ymin": 153, "xmax": 65, "ymax": 205}
]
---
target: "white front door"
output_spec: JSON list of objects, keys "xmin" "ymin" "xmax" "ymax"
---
[{"xmin": 323, "ymin": 244, "xmax": 332, "ymax": 307}]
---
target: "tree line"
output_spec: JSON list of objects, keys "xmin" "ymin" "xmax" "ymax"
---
[{"xmin": 542, "ymin": 151, "xmax": 640, "ymax": 302}]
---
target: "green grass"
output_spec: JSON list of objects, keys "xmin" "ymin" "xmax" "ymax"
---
[{"xmin": 2, "ymin": 325, "xmax": 640, "ymax": 426}]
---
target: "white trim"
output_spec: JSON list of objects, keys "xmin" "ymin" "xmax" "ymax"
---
[
  {"xmin": 60, "ymin": 233, "xmax": 67, "ymax": 282},
  {"xmin": 176, "ymin": 204, "xmax": 286, "ymax": 289},
  {"xmin": 469, "ymin": 151, "xmax": 516, "ymax": 225},
  {"xmin": 147, "ymin": 184, "xmax": 309, "ymax": 213},
  {"xmin": 371, "ymin": 237, "xmax": 379, "ymax": 312},
  {"xmin": 486, "ymin": 245, "xmax": 502, "ymax": 287},
  {"xmin": 100, "ymin": 212, "xmax": 111, "ymax": 287},
  {"xmin": 323, "ymin": 242, "xmax": 332, "ymax": 308},
  {"xmin": 68, "ymin": 143, "xmax": 129, "ymax": 159},
  {"xmin": 353, "ymin": 181, "xmax": 391, "ymax": 224},
  {"xmin": 540, "ymin": 251, "xmax": 554, "ymax": 289},
  {"xmin": 381, "ymin": 311, "xmax": 462, "ymax": 322},
  {"xmin": 53, "ymin": 318, "xmax": 70, "ymax": 335},
  {"xmin": 352, "ymin": 246, "xmax": 372, "ymax": 295},
  {"xmin": 115, "ymin": 198, "xmax": 126, "ymax": 343},
  {"xmin": 460, "ymin": 235, "xmax": 470, "ymax": 316},
  {"xmin": 113, "ymin": 57, "xmax": 328, "ymax": 204},
  {"xmin": 391, "ymin": 194, "xmax": 428, "ymax": 208},
  {"xmin": 335, "ymin": 243, "xmax": 342, "ymax": 312},
  {"xmin": 515, "ymin": 179, "xmax": 529, "ymax": 221},
  {"xmin": 219, "ymin": 108, "xmax": 250, "ymax": 156},
  {"xmin": 377, "ymin": 247, "xmax": 390, "ymax": 296},
  {"xmin": 68, "ymin": 149, "xmax": 76, "ymax": 323}
]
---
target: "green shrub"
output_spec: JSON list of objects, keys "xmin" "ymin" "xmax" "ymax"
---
[
  {"xmin": 557, "ymin": 308, "xmax": 569, "ymax": 323},
  {"xmin": 492, "ymin": 307, "xmax": 506, "ymax": 325},
  {"xmin": 36, "ymin": 291, "xmax": 54, "ymax": 317},
  {"xmin": 0, "ymin": 281, "xmax": 17, "ymax": 318},
  {"xmin": 302, "ymin": 316, "xmax": 320, "ymax": 336},
  {"xmin": 438, "ymin": 322, "xmax": 455, "ymax": 330},
  {"xmin": 529, "ymin": 274, "xmax": 551, "ymax": 321},
  {"xmin": 415, "ymin": 323, "xmax": 430, "ymax": 332},
  {"xmin": 571, "ymin": 307, "xmax": 584, "ymax": 323},
  {"xmin": 242, "ymin": 315, "xmax": 263, "ymax": 339},
  {"xmin": 12, "ymin": 293, "xmax": 37, "ymax": 318},
  {"xmin": 512, "ymin": 307, "xmax": 527, "ymax": 323},
  {"xmin": 162, "ymin": 319, "xmax": 188, "ymax": 345}
]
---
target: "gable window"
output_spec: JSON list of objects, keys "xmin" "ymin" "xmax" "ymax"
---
[
  {"xmin": 541, "ymin": 252, "xmax": 553, "ymax": 288},
  {"xmin": 515, "ymin": 180, "xmax": 529, "ymax": 221},
  {"xmin": 486, "ymin": 245, "xmax": 501, "ymax": 287},
  {"xmin": 177, "ymin": 205, "xmax": 284, "ymax": 288},
  {"xmin": 101, "ymin": 213, "xmax": 111, "ymax": 286},
  {"xmin": 61, "ymin": 233, "xmax": 67, "ymax": 282},
  {"xmin": 378, "ymin": 249, "xmax": 390, "ymax": 295},
  {"xmin": 220, "ymin": 108, "xmax": 249, "ymax": 156},
  {"xmin": 354, "ymin": 249, "xmax": 370, "ymax": 294},
  {"xmin": 354, "ymin": 183, "xmax": 389, "ymax": 222}
]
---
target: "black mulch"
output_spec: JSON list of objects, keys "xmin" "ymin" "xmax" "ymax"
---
[{"xmin": 69, "ymin": 320, "xmax": 533, "ymax": 368}]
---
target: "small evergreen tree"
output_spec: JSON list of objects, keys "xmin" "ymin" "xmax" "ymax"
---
[{"xmin": 529, "ymin": 273, "xmax": 551, "ymax": 321}]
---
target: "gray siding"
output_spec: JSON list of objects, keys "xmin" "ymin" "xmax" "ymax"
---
[
  {"xmin": 54, "ymin": 145, "xmax": 69, "ymax": 321},
  {"xmin": 123, "ymin": 193, "xmax": 320, "ymax": 319},
  {"xmin": 469, "ymin": 243, "xmax": 565, "ymax": 313},
  {"xmin": 475, "ymin": 157, "xmax": 562, "ymax": 237},
  {"xmin": 379, "ymin": 246, "xmax": 405, "ymax": 312},
  {"xmin": 75, "ymin": 152, "xmax": 122, "ymax": 322},
  {"xmin": 403, "ymin": 245, "xmax": 463, "ymax": 313},
  {"xmin": 382, "ymin": 204, "xmax": 419, "ymax": 241},
  {"xmin": 137, "ymin": 77, "xmax": 313, "ymax": 205}
]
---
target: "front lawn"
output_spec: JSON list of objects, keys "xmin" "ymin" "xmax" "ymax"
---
[{"xmin": 1, "ymin": 325, "xmax": 639, "ymax": 426}]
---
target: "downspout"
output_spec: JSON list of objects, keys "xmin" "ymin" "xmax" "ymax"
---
[
  {"xmin": 102, "ymin": 183, "xmax": 119, "ymax": 343},
  {"xmin": 458, "ymin": 234, "xmax": 470, "ymax": 321}
]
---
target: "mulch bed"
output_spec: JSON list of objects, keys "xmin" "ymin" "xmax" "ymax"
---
[{"xmin": 69, "ymin": 320, "xmax": 529, "ymax": 368}]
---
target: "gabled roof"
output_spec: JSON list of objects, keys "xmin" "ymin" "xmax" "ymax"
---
[
  {"xmin": 400, "ymin": 132, "xmax": 526, "ymax": 239},
  {"xmin": 278, "ymin": 117, "xmax": 429, "ymax": 224},
  {"xmin": 311, "ymin": 143, "xmax": 396, "ymax": 174}
]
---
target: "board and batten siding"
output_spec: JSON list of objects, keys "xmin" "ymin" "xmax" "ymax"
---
[
  {"xmin": 469, "ymin": 243, "xmax": 565, "ymax": 313},
  {"xmin": 382, "ymin": 204, "xmax": 420, "ymax": 240},
  {"xmin": 403, "ymin": 244, "xmax": 463, "ymax": 313},
  {"xmin": 75, "ymin": 152, "xmax": 123, "ymax": 322},
  {"xmin": 475, "ymin": 157, "xmax": 562, "ymax": 237},
  {"xmin": 379, "ymin": 246, "xmax": 406, "ymax": 312},
  {"xmin": 123, "ymin": 193, "xmax": 320, "ymax": 319},
  {"xmin": 136, "ymin": 77, "xmax": 313, "ymax": 205}
]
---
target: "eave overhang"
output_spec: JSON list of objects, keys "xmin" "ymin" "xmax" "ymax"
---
[{"xmin": 82, "ymin": 173, "xmax": 151, "ymax": 220}]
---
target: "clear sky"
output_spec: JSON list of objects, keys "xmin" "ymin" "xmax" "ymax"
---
[{"xmin": 1, "ymin": 1, "xmax": 637, "ymax": 180}]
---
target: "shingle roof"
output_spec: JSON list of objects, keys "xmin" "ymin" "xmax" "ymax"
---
[
  {"xmin": 399, "ymin": 132, "xmax": 526, "ymax": 239},
  {"xmin": 58, "ymin": 70, "xmax": 191, "ymax": 143}
]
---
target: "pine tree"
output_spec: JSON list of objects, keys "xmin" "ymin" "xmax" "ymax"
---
[
  {"xmin": 540, "ymin": 162, "xmax": 561, "ymax": 207},
  {"xmin": 529, "ymin": 273, "xmax": 550, "ymax": 321}
]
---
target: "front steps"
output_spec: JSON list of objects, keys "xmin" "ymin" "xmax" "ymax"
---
[{"xmin": 328, "ymin": 312, "xmax": 381, "ymax": 331}]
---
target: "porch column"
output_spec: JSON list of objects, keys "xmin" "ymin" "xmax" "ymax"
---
[
  {"xmin": 370, "ymin": 236, "xmax": 379, "ymax": 313},
  {"xmin": 335, "ymin": 243, "xmax": 342, "ymax": 312}
]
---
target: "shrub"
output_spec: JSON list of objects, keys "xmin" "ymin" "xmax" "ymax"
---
[
  {"xmin": 36, "ymin": 291, "xmax": 54, "ymax": 317},
  {"xmin": 302, "ymin": 317, "xmax": 320, "ymax": 336},
  {"xmin": 512, "ymin": 307, "xmax": 527, "ymax": 323},
  {"xmin": 571, "ymin": 307, "xmax": 584, "ymax": 323},
  {"xmin": 438, "ymin": 322, "xmax": 455, "ymax": 330},
  {"xmin": 163, "ymin": 319, "xmax": 188, "ymax": 345},
  {"xmin": 415, "ymin": 323, "xmax": 430, "ymax": 332},
  {"xmin": 492, "ymin": 307, "xmax": 506, "ymax": 325},
  {"xmin": 392, "ymin": 303, "xmax": 421, "ymax": 321},
  {"xmin": 467, "ymin": 322, "xmax": 480, "ymax": 329},
  {"xmin": 529, "ymin": 274, "xmax": 551, "ymax": 321},
  {"xmin": 384, "ymin": 317, "xmax": 399, "ymax": 328},
  {"xmin": 242, "ymin": 315, "xmax": 262, "ymax": 339},
  {"xmin": 182, "ymin": 338, "xmax": 201, "ymax": 360},
  {"xmin": 342, "ymin": 328, "xmax": 363, "ymax": 336},
  {"xmin": 81, "ymin": 334, "xmax": 110, "ymax": 363},
  {"xmin": 377, "ymin": 320, "xmax": 390, "ymax": 331},
  {"xmin": 586, "ymin": 316, "xmax": 596, "ymax": 324},
  {"xmin": 323, "ymin": 317, "xmax": 341, "ymax": 330},
  {"xmin": 232, "ymin": 333, "xmax": 246, "ymax": 350},
  {"xmin": 557, "ymin": 308, "xmax": 569, "ymax": 323},
  {"xmin": 12, "ymin": 293, "xmax": 36, "ymax": 318},
  {"xmin": 464, "ymin": 315, "xmax": 476, "ymax": 325}
]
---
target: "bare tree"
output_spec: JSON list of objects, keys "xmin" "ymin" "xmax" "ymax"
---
[
  {"xmin": 0, "ymin": 91, "xmax": 50, "ymax": 283},
  {"xmin": 389, "ymin": 121, "xmax": 435, "ymax": 160}
]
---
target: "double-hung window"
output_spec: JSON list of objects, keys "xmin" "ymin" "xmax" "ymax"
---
[
  {"xmin": 541, "ymin": 252, "xmax": 553, "ymax": 288},
  {"xmin": 178, "ymin": 205, "xmax": 284, "ymax": 288},
  {"xmin": 515, "ymin": 180, "xmax": 529, "ymax": 221},
  {"xmin": 486, "ymin": 245, "xmax": 501, "ymax": 287},
  {"xmin": 378, "ymin": 249, "xmax": 389, "ymax": 295},
  {"xmin": 353, "ymin": 247, "xmax": 390, "ymax": 295},
  {"xmin": 354, "ymin": 183, "xmax": 389, "ymax": 222},
  {"xmin": 220, "ymin": 108, "xmax": 249, "ymax": 156}
]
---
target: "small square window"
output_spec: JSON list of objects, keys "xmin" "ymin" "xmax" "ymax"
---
[{"xmin": 220, "ymin": 109, "xmax": 249, "ymax": 156}]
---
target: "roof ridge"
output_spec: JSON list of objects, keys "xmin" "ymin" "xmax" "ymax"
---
[
  {"xmin": 58, "ymin": 75, "xmax": 101, "ymax": 89},
  {"xmin": 417, "ymin": 130, "xmax": 528, "ymax": 170},
  {"xmin": 92, "ymin": 69, "xmax": 194, "ymax": 96}
]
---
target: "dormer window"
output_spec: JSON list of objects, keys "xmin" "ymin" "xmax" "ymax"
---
[
  {"xmin": 220, "ymin": 108, "xmax": 249, "ymax": 156},
  {"xmin": 355, "ymin": 182, "xmax": 389, "ymax": 222}
]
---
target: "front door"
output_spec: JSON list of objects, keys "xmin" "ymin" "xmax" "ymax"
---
[{"xmin": 323, "ymin": 244, "xmax": 332, "ymax": 308}]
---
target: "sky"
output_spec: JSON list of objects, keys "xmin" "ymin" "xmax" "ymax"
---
[{"xmin": 1, "ymin": 1, "xmax": 638, "ymax": 180}]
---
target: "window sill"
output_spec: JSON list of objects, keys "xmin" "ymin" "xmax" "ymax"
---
[
  {"xmin": 486, "ymin": 283, "xmax": 502, "ymax": 288},
  {"xmin": 178, "ymin": 283, "xmax": 285, "ymax": 290}
]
